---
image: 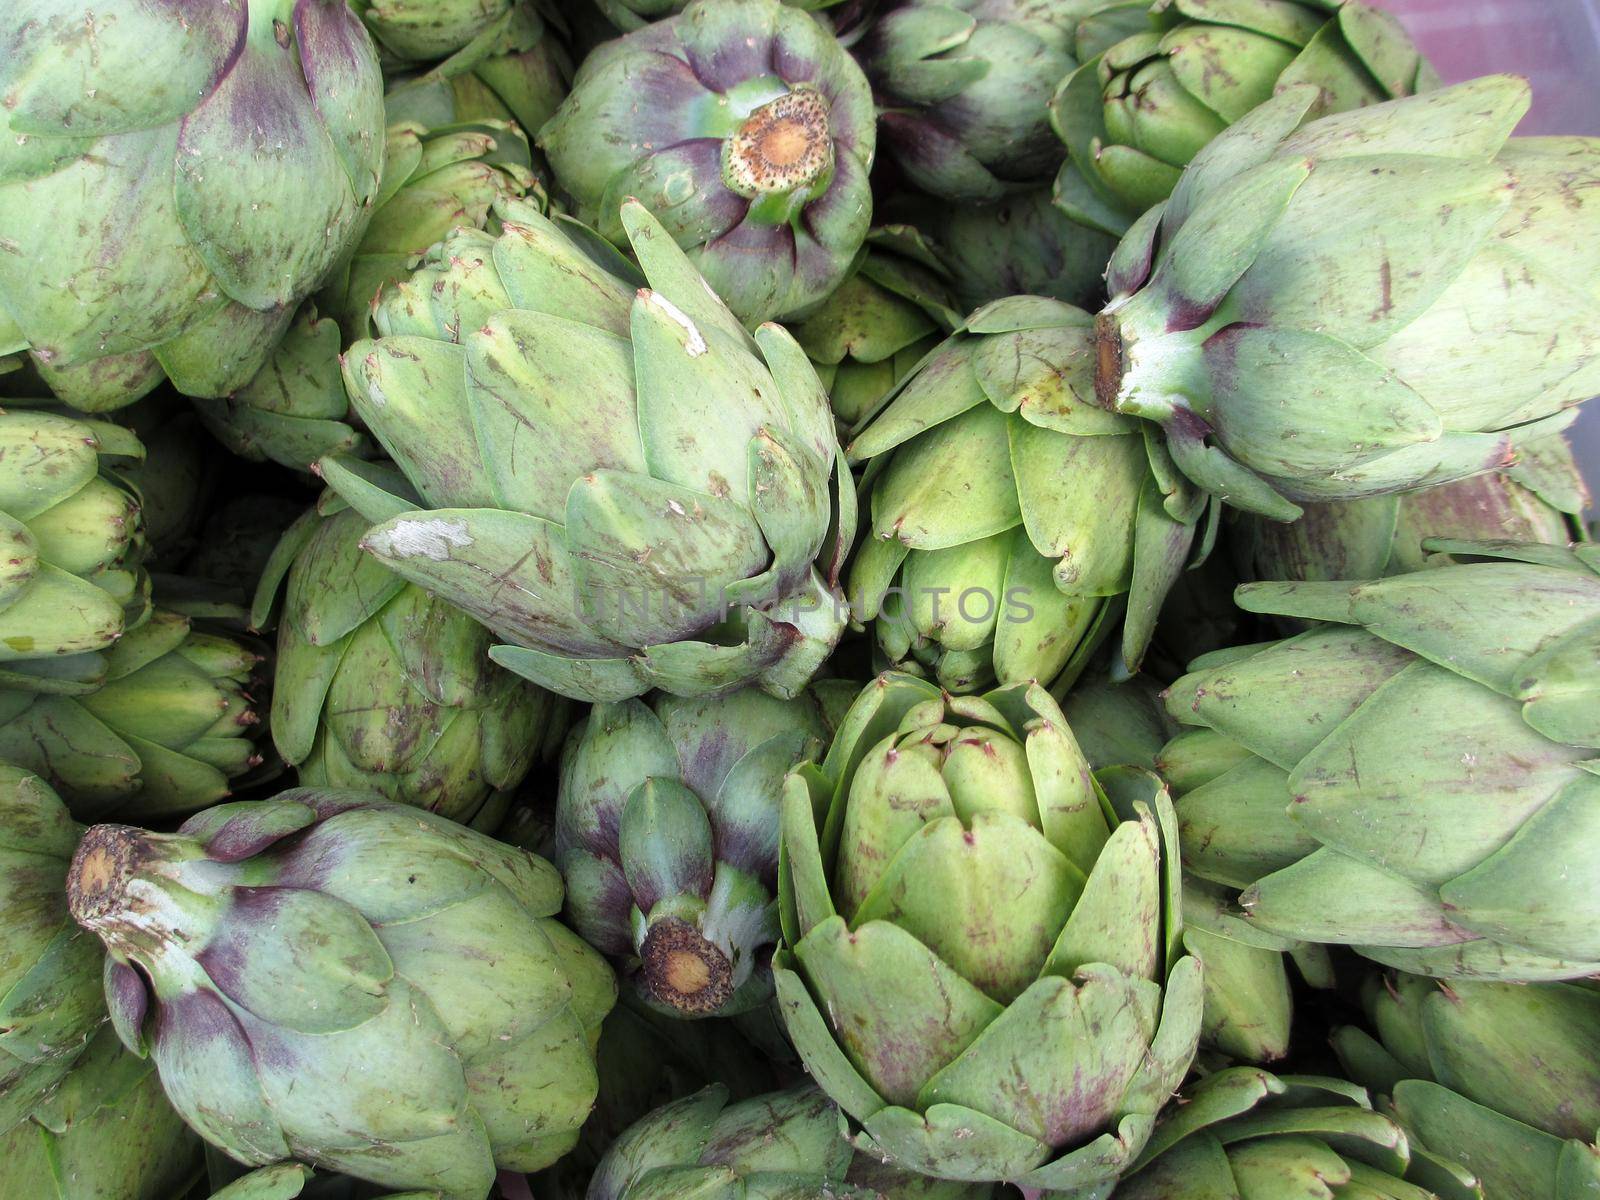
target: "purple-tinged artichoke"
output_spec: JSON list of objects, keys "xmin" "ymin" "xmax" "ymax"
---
[{"xmin": 540, "ymin": 0, "xmax": 877, "ymax": 326}]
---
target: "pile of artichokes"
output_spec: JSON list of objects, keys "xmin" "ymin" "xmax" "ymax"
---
[{"xmin": 0, "ymin": 1, "xmax": 1596, "ymax": 1197}]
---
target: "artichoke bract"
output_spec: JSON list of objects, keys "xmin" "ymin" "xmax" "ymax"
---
[
  {"xmin": 0, "ymin": 411, "xmax": 151, "ymax": 669},
  {"xmin": 1095, "ymin": 77, "xmax": 1600, "ymax": 523},
  {"xmin": 253, "ymin": 499, "xmax": 568, "ymax": 827},
  {"xmin": 539, "ymin": 0, "xmax": 877, "ymax": 326},
  {"xmin": 1095, "ymin": 1067, "xmax": 1478, "ymax": 1200},
  {"xmin": 776, "ymin": 673, "xmax": 1202, "ymax": 1188},
  {"xmin": 789, "ymin": 226, "xmax": 962, "ymax": 430},
  {"xmin": 847, "ymin": 297, "xmax": 1192, "ymax": 692},
  {"xmin": 0, "ymin": 607, "xmax": 266, "ymax": 822},
  {"xmin": 1051, "ymin": 0, "xmax": 1436, "ymax": 225},
  {"xmin": 589, "ymin": 1083, "xmax": 994, "ymax": 1199},
  {"xmin": 0, "ymin": 0, "xmax": 385, "ymax": 411},
  {"xmin": 0, "ymin": 768, "xmax": 105, "ymax": 1136},
  {"xmin": 1234, "ymin": 432, "xmax": 1588, "ymax": 585},
  {"xmin": 1161, "ymin": 543, "xmax": 1600, "ymax": 982},
  {"xmin": 862, "ymin": 1, "xmax": 1149, "ymax": 203},
  {"xmin": 326, "ymin": 198, "xmax": 857, "ymax": 704},
  {"xmin": 2, "ymin": 1025, "xmax": 203, "ymax": 1200},
  {"xmin": 1335, "ymin": 972, "xmax": 1600, "ymax": 1200},
  {"xmin": 198, "ymin": 116, "xmax": 537, "ymax": 472},
  {"xmin": 66, "ymin": 789, "xmax": 617, "ymax": 1198},
  {"xmin": 555, "ymin": 684, "xmax": 842, "ymax": 1018}
]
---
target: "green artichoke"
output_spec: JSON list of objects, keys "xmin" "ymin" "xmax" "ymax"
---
[
  {"xmin": 0, "ymin": 0, "xmax": 385, "ymax": 411},
  {"xmin": 1092, "ymin": 1066, "xmax": 1479, "ymax": 1200},
  {"xmin": 1234, "ymin": 432, "xmax": 1588, "ymax": 584},
  {"xmin": 590, "ymin": 1083, "xmax": 994, "ymax": 1199},
  {"xmin": 1051, "ymin": 0, "xmax": 1435, "ymax": 225},
  {"xmin": 253, "ymin": 498, "xmax": 567, "ymax": 827},
  {"xmin": 847, "ymin": 297, "xmax": 1189, "ymax": 692},
  {"xmin": 862, "ymin": 1, "xmax": 1150, "ymax": 202},
  {"xmin": 1094, "ymin": 77, "xmax": 1600, "ymax": 524},
  {"xmin": 1161, "ymin": 542, "xmax": 1600, "ymax": 981},
  {"xmin": 197, "ymin": 116, "xmax": 536, "ymax": 471},
  {"xmin": 896, "ymin": 187, "xmax": 1121, "ymax": 313},
  {"xmin": 539, "ymin": 0, "xmax": 877, "ymax": 326},
  {"xmin": 555, "ymin": 684, "xmax": 842, "ymax": 1017},
  {"xmin": 185, "ymin": 496, "xmax": 310, "ymax": 601},
  {"xmin": 1334, "ymin": 972, "xmax": 1600, "ymax": 1200},
  {"xmin": 776, "ymin": 672, "xmax": 1202, "ymax": 1187},
  {"xmin": 0, "ymin": 767, "xmax": 105, "ymax": 1135},
  {"xmin": 66, "ymin": 788, "xmax": 617, "ymax": 1198},
  {"xmin": 0, "ymin": 606, "xmax": 265, "ymax": 822},
  {"xmin": 324, "ymin": 198, "xmax": 857, "ymax": 704},
  {"xmin": 115, "ymin": 398, "xmax": 220, "ymax": 566},
  {"xmin": 790, "ymin": 226, "xmax": 962, "ymax": 430},
  {"xmin": 1, "ymin": 1025, "xmax": 203, "ymax": 1200},
  {"xmin": 0, "ymin": 410, "xmax": 151, "ymax": 670}
]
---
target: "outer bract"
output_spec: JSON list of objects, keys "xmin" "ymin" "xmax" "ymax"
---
[
  {"xmin": 66, "ymin": 789, "xmax": 617, "ymax": 1199},
  {"xmin": 1234, "ymin": 432, "xmax": 1588, "ymax": 584},
  {"xmin": 1, "ymin": 1025, "xmax": 203, "ymax": 1200},
  {"xmin": 0, "ymin": 411, "xmax": 151, "ymax": 671},
  {"xmin": 1078, "ymin": 1067, "xmax": 1479, "ymax": 1200},
  {"xmin": 1051, "ymin": 0, "xmax": 1435, "ymax": 224},
  {"xmin": 1161, "ymin": 543, "xmax": 1600, "ymax": 981},
  {"xmin": 863, "ymin": 1, "xmax": 1149, "ymax": 202},
  {"xmin": 253, "ymin": 499, "xmax": 567, "ymax": 827},
  {"xmin": 776, "ymin": 673, "xmax": 1202, "ymax": 1188},
  {"xmin": 327, "ymin": 198, "xmax": 857, "ymax": 704},
  {"xmin": 198, "ymin": 116, "xmax": 536, "ymax": 472},
  {"xmin": 0, "ymin": 607, "xmax": 266, "ymax": 822},
  {"xmin": 847, "ymin": 297, "xmax": 1198, "ymax": 691},
  {"xmin": 789, "ymin": 226, "xmax": 962, "ymax": 430},
  {"xmin": 0, "ymin": 768, "xmax": 105, "ymax": 1135},
  {"xmin": 555, "ymin": 683, "xmax": 844, "ymax": 1018},
  {"xmin": 1096, "ymin": 77, "xmax": 1600, "ymax": 522},
  {"xmin": 540, "ymin": 0, "xmax": 877, "ymax": 325},
  {"xmin": 589, "ymin": 1083, "xmax": 994, "ymax": 1199},
  {"xmin": 0, "ymin": 0, "xmax": 385, "ymax": 411},
  {"xmin": 1335, "ymin": 973, "xmax": 1600, "ymax": 1200}
]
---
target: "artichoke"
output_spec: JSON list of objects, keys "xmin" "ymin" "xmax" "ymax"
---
[
  {"xmin": 0, "ymin": 0, "xmax": 385, "ymax": 411},
  {"xmin": 1161, "ymin": 542, "xmax": 1600, "ymax": 981},
  {"xmin": 253, "ymin": 497, "xmax": 568, "ymax": 827},
  {"xmin": 847, "ymin": 297, "xmax": 1186, "ymax": 692},
  {"xmin": 324, "ymin": 197, "xmax": 857, "ymax": 704},
  {"xmin": 0, "ymin": 767, "xmax": 105, "ymax": 1135},
  {"xmin": 0, "ymin": 410, "xmax": 151, "ymax": 669},
  {"xmin": 115, "ymin": 397, "xmax": 220, "ymax": 566},
  {"xmin": 789, "ymin": 226, "xmax": 962, "ymax": 430},
  {"xmin": 66, "ymin": 788, "xmax": 617, "ymax": 1197},
  {"xmin": 1, "ymin": 1025, "xmax": 203, "ymax": 1200},
  {"xmin": 1334, "ymin": 972, "xmax": 1600, "ymax": 1200},
  {"xmin": 198, "ymin": 116, "xmax": 537, "ymax": 472},
  {"xmin": 1051, "ymin": 0, "xmax": 1436, "ymax": 225},
  {"xmin": 1095, "ymin": 77, "xmax": 1600, "ymax": 524},
  {"xmin": 0, "ymin": 606, "xmax": 265, "ymax": 822},
  {"xmin": 589, "ymin": 1083, "xmax": 994, "ymax": 1199},
  {"xmin": 1095, "ymin": 1066, "xmax": 1479, "ymax": 1200},
  {"xmin": 555, "ymin": 683, "xmax": 843, "ymax": 1018},
  {"xmin": 776, "ymin": 672, "xmax": 1202, "ymax": 1187},
  {"xmin": 539, "ymin": 0, "xmax": 877, "ymax": 326},
  {"xmin": 1234, "ymin": 432, "xmax": 1589, "ymax": 585},
  {"xmin": 862, "ymin": 0, "xmax": 1150, "ymax": 202}
]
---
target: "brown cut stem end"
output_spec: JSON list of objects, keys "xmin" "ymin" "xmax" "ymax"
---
[
  {"xmin": 1094, "ymin": 311, "xmax": 1124, "ymax": 412},
  {"xmin": 67, "ymin": 825, "xmax": 142, "ymax": 930},
  {"xmin": 639, "ymin": 917, "xmax": 735, "ymax": 1016}
]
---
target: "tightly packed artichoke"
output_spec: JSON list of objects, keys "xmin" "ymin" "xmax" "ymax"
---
[{"xmin": 3, "ymin": 3, "xmax": 1600, "ymax": 1199}]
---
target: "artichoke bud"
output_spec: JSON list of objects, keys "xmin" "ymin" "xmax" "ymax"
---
[
  {"xmin": 775, "ymin": 672, "xmax": 1203, "ymax": 1187},
  {"xmin": 66, "ymin": 791, "xmax": 617, "ymax": 1196},
  {"xmin": 557, "ymin": 685, "xmax": 837, "ymax": 1018}
]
